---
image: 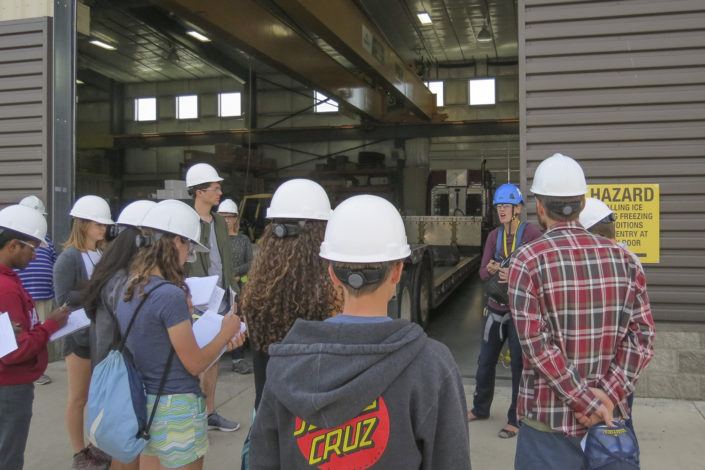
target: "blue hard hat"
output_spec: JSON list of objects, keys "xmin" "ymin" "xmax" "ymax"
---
[{"xmin": 493, "ymin": 184, "xmax": 524, "ymax": 205}]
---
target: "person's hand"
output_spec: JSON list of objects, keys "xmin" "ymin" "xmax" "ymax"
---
[
  {"xmin": 487, "ymin": 259, "xmax": 500, "ymax": 275},
  {"xmin": 498, "ymin": 267, "xmax": 509, "ymax": 284},
  {"xmin": 12, "ymin": 322, "xmax": 22, "ymax": 337},
  {"xmin": 575, "ymin": 387, "xmax": 615, "ymax": 428},
  {"xmin": 48, "ymin": 306, "xmax": 70, "ymax": 328},
  {"xmin": 220, "ymin": 311, "xmax": 241, "ymax": 340},
  {"xmin": 225, "ymin": 332, "xmax": 245, "ymax": 352}
]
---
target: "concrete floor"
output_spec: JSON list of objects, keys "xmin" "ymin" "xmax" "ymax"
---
[
  {"xmin": 427, "ymin": 272, "xmax": 514, "ymax": 382},
  {"xmin": 22, "ymin": 275, "xmax": 705, "ymax": 469}
]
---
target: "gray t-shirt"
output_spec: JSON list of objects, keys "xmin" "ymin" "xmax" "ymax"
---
[{"xmin": 116, "ymin": 276, "xmax": 201, "ymax": 396}]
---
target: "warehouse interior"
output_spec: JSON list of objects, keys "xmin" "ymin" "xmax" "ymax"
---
[{"xmin": 74, "ymin": 0, "xmax": 519, "ymax": 214}]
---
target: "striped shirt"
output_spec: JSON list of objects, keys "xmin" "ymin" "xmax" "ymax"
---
[
  {"xmin": 508, "ymin": 221, "xmax": 654, "ymax": 437},
  {"xmin": 15, "ymin": 236, "xmax": 56, "ymax": 301}
]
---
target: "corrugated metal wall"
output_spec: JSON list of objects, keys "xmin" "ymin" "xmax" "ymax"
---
[
  {"xmin": 519, "ymin": 0, "xmax": 705, "ymax": 322},
  {"xmin": 0, "ymin": 17, "xmax": 51, "ymax": 207}
]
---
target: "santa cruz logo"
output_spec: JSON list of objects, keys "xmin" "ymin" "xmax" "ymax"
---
[{"xmin": 293, "ymin": 397, "xmax": 390, "ymax": 469}]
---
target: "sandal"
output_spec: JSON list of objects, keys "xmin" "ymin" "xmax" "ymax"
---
[
  {"xmin": 467, "ymin": 411, "xmax": 487, "ymax": 422},
  {"xmin": 498, "ymin": 427, "xmax": 518, "ymax": 439}
]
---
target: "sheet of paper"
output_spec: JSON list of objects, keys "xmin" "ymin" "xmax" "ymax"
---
[
  {"xmin": 49, "ymin": 308, "xmax": 90, "ymax": 342},
  {"xmin": 192, "ymin": 313, "xmax": 246, "ymax": 371},
  {"xmin": 203, "ymin": 286, "xmax": 225, "ymax": 315},
  {"xmin": 228, "ymin": 287, "xmax": 237, "ymax": 311},
  {"xmin": 185, "ymin": 276, "xmax": 219, "ymax": 309},
  {"xmin": 0, "ymin": 312, "xmax": 19, "ymax": 358},
  {"xmin": 193, "ymin": 313, "xmax": 247, "ymax": 347}
]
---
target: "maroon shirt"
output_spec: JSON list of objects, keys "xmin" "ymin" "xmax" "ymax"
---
[{"xmin": 0, "ymin": 264, "xmax": 59, "ymax": 385}]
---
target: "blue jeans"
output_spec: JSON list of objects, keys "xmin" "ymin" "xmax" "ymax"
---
[
  {"xmin": 515, "ymin": 423, "xmax": 585, "ymax": 470},
  {"xmin": 471, "ymin": 306, "xmax": 523, "ymax": 426},
  {"xmin": 0, "ymin": 383, "xmax": 34, "ymax": 470}
]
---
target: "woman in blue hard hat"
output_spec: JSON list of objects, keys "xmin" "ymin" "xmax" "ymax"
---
[{"xmin": 467, "ymin": 183, "xmax": 543, "ymax": 438}]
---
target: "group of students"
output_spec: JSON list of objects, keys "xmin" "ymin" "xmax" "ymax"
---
[{"xmin": 1, "ymin": 152, "xmax": 654, "ymax": 470}]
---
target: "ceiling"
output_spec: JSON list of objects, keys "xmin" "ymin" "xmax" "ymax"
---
[
  {"xmin": 78, "ymin": 0, "xmax": 518, "ymax": 85},
  {"xmin": 357, "ymin": 0, "xmax": 518, "ymax": 66}
]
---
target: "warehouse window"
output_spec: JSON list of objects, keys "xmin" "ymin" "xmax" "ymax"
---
[
  {"xmin": 314, "ymin": 91, "xmax": 338, "ymax": 113},
  {"xmin": 176, "ymin": 94, "xmax": 198, "ymax": 119},
  {"xmin": 134, "ymin": 97, "xmax": 157, "ymax": 121},
  {"xmin": 468, "ymin": 78, "xmax": 496, "ymax": 106},
  {"xmin": 425, "ymin": 80, "xmax": 444, "ymax": 107},
  {"xmin": 219, "ymin": 92, "xmax": 242, "ymax": 117}
]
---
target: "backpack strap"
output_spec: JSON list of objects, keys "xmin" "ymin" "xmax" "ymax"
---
[
  {"xmin": 495, "ymin": 221, "xmax": 528, "ymax": 260},
  {"xmin": 118, "ymin": 280, "xmax": 171, "ymax": 351},
  {"xmin": 494, "ymin": 226, "xmax": 504, "ymax": 260},
  {"xmin": 142, "ymin": 348, "xmax": 176, "ymax": 440},
  {"xmin": 515, "ymin": 222, "xmax": 527, "ymax": 250}
]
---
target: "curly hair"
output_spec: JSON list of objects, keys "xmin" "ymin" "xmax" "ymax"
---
[
  {"xmin": 240, "ymin": 220, "xmax": 342, "ymax": 352},
  {"xmin": 124, "ymin": 232, "xmax": 188, "ymax": 301}
]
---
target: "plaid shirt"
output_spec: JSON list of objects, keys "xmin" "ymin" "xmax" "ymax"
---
[{"xmin": 508, "ymin": 221, "xmax": 655, "ymax": 437}]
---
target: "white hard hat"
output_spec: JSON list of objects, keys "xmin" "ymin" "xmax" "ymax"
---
[
  {"xmin": 580, "ymin": 197, "xmax": 614, "ymax": 230},
  {"xmin": 217, "ymin": 199, "xmax": 238, "ymax": 215},
  {"xmin": 530, "ymin": 153, "xmax": 588, "ymax": 197},
  {"xmin": 185, "ymin": 163, "xmax": 223, "ymax": 188},
  {"xmin": 69, "ymin": 195, "xmax": 114, "ymax": 225},
  {"xmin": 140, "ymin": 199, "xmax": 208, "ymax": 252},
  {"xmin": 320, "ymin": 195, "xmax": 410, "ymax": 263},
  {"xmin": 19, "ymin": 195, "xmax": 47, "ymax": 215},
  {"xmin": 0, "ymin": 205, "xmax": 48, "ymax": 247},
  {"xmin": 266, "ymin": 179, "xmax": 332, "ymax": 220},
  {"xmin": 117, "ymin": 200, "xmax": 157, "ymax": 227}
]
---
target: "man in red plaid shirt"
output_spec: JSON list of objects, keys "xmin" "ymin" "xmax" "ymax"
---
[{"xmin": 508, "ymin": 153, "xmax": 655, "ymax": 469}]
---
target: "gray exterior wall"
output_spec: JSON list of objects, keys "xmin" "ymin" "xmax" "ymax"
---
[
  {"xmin": 519, "ymin": 0, "xmax": 705, "ymax": 322},
  {"xmin": 0, "ymin": 17, "xmax": 52, "ymax": 209}
]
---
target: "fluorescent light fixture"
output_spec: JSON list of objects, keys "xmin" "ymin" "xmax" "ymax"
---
[
  {"xmin": 89, "ymin": 39, "xmax": 116, "ymax": 50},
  {"xmin": 76, "ymin": 79, "xmax": 84, "ymax": 85},
  {"xmin": 186, "ymin": 30, "xmax": 211, "ymax": 42},
  {"xmin": 417, "ymin": 12, "xmax": 432, "ymax": 25}
]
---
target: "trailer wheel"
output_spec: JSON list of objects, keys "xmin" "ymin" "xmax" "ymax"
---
[
  {"xmin": 397, "ymin": 269, "xmax": 414, "ymax": 322},
  {"xmin": 412, "ymin": 256, "xmax": 432, "ymax": 328}
]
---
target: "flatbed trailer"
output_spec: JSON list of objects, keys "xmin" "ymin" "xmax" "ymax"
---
[{"xmin": 392, "ymin": 215, "xmax": 484, "ymax": 327}]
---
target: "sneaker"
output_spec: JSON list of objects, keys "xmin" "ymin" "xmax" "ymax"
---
[
  {"xmin": 34, "ymin": 374, "xmax": 52, "ymax": 385},
  {"xmin": 231, "ymin": 359, "xmax": 253, "ymax": 374},
  {"xmin": 208, "ymin": 412, "xmax": 240, "ymax": 432},
  {"xmin": 87, "ymin": 443, "xmax": 111, "ymax": 465},
  {"xmin": 71, "ymin": 448, "xmax": 107, "ymax": 470}
]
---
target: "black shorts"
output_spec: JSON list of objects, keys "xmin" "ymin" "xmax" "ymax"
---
[{"xmin": 61, "ymin": 328, "xmax": 90, "ymax": 359}]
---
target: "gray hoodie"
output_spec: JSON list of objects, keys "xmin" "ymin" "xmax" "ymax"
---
[{"xmin": 250, "ymin": 318, "xmax": 471, "ymax": 469}]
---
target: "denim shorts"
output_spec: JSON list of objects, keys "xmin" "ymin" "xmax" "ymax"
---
[{"xmin": 143, "ymin": 393, "xmax": 209, "ymax": 468}]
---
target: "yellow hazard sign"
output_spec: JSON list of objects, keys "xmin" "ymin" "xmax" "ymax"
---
[{"xmin": 587, "ymin": 184, "xmax": 660, "ymax": 263}]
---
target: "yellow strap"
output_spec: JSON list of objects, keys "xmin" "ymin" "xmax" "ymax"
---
[{"xmin": 502, "ymin": 221, "xmax": 521, "ymax": 258}]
